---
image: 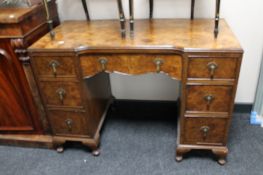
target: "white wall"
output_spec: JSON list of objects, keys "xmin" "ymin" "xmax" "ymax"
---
[{"xmin": 57, "ymin": 0, "xmax": 263, "ymax": 103}]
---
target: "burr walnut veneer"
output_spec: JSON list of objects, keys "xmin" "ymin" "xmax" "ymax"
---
[{"xmin": 28, "ymin": 19, "xmax": 243, "ymax": 164}]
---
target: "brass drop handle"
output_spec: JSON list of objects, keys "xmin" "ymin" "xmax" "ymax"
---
[
  {"xmin": 153, "ymin": 58, "xmax": 164, "ymax": 73},
  {"xmin": 207, "ymin": 62, "xmax": 218, "ymax": 79},
  {"xmin": 200, "ymin": 126, "xmax": 210, "ymax": 140},
  {"xmin": 49, "ymin": 60, "xmax": 60, "ymax": 77},
  {"xmin": 56, "ymin": 88, "xmax": 66, "ymax": 104},
  {"xmin": 98, "ymin": 58, "xmax": 108, "ymax": 71},
  {"xmin": 204, "ymin": 94, "xmax": 214, "ymax": 106},
  {"xmin": 65, "ymin": 119, "xmax": 73, "ymax": 131}
]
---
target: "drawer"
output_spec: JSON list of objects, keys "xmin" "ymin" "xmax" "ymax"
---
[
  {"xmin": 188, "ymin": 57, "xmax": 238, "ymax": 79},
  {"xmin": 33, "ymin": 56, "xmax": 77, "ymax": 78},
  {"xmin": 39, "ymin": 81, "xmax": 83, "ymax": 108},
  {"xmin": 186, "ymin": 85, "xmax": 233, "ymax": 113},
  {"xmin": 183, "ymin": 117, "xmax": 228, "ymax": 145},
  {"xmin": 48, "ymin": 111, "xmax": 90, "ymax": 137},
  {"xmin": 80, "ymin": 54, "xmax": 182, "ymax": 79}
]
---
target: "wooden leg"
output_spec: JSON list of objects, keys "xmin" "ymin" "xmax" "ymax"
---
[
  {"xmin": 82, "ymin": 141, "xmax": 100, "ymax": 156},
  {"xmin": 212, "ymin": 147, "xmax": 228, "ymax": 165},
  {"xmin": 214, "ymin": 0, "xmax": 221, "ymax": 38},
  {"xmin": 91, "ymin": 149, "xmax": 101, "ymax": 156},
  {"xmin": 149, "ymin": 0, "xmax": 154, "ymax": 19},
  {"xmin": 176, "ymin": 146, "xmax": 191, "ymax": 162},
  {"xmin": 56, "ymin": 146, "xmax": 64, "ymax": 153},
  {"xmin": 53, "ymin": 140, "xmax": 65, "ymax": 153},
  {"xmin": 191, "ymin": 0, "xmax": 195, "ymax": 20}
]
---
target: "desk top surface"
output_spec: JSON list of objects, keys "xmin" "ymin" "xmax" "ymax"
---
[
  {"xmin": 29, "ymin": 19, "xmax": 242, "ymax": 52},
  {"xmin": 0, "ymin": 6, "xmax": 38, "ymax": 23}
]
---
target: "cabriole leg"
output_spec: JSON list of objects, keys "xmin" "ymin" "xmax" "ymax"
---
[{"xmin": 212, "ymin": 147, "xmax": 228, "ymax": 165}]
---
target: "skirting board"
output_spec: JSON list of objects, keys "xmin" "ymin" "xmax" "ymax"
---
[{"xmin": 109, "ymin": 100, "xmax": 252, "ymax": 117}]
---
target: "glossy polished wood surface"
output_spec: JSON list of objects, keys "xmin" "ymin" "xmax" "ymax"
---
[
  {"xmin": 183, "ymin": 117, "xmax": 227, "ymax": 145},
  {"xmin": 0, "ymin": 6, "xmax": 38, "ymax": 23},
  {"xmin": 0, "ymin": 49, "xmax": 33, "ymax": 131},
  {"xmin": 0, "ymin": 1, "xmax": 59, "ymax": 137},
  {"xmin": 29, "ymin": 19, "xmax": 242, "ymax": 51},
  {"xmin": 186, "ymin": 85, "xmax": 233, "ymax": 113},
  {"xmin": 80, "ymin": 54, "xmax": 182, "ymax": 79},
  {"xmin": 29, "ymin": 19, "xmax": 243, "ymax": 163},
  {"xmin": 188, "ymin": 57, "xmax": 238, "ymax": 80},
  {"xmin": 0, "ymin": 1, "xmax": 58, "ymax": 37}
]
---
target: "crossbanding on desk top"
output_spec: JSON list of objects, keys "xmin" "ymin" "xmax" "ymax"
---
[{"xmin": 29, "ymin": 19, "xmax": 242, "ymax": 52}]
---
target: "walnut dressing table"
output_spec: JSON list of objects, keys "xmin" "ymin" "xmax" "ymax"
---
[{"xmin": 28, "ymin": 19, "xmax": 243, "ymax": 165}]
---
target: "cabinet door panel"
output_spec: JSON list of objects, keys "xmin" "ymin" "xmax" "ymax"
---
[{"xmin": 0, "ymin": 49, "xmax": 33, "ymax": 131}]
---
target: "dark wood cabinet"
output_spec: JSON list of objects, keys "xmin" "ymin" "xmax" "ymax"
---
[
  {"xmin": 0, "ymin": 46, "xmax": 34, "ymax": 132},
  {"xmin": 0, "ymin": 40, "xmax": 43, "ymax": 133},
  {"xmin": 0, "ymin": 1, "xmax": 59, "ymax": 135}
]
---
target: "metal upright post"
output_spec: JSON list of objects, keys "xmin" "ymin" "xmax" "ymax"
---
[
  {"xmin": 43, "ymin": 0, "xmax": 55, "ymax": 40},
  {"xmin": 149, "ymin": 0, "xmax": 153, "ymax": 19},
  {"xmin": 129, "ymin": 0, "xmax": 134, "ymax": 36},
  {"xmin": 117, "ymin": 0, "xmax": 126, "ymax": 38},
  {"xmin": 81, "ymin": 0, "xmax": 90, "ymax": 21},
  {"xmin": 214, "ymin": 0, "xmax": 221, "ymax": 38},
  {"xmin": 191, "ymin": 0, "xmax": 195, "ymax": 20}
]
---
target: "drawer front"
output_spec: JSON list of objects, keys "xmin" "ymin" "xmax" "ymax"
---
[
  {"xmin": 183, "ymin": 117, "xmax": 228, "ymax": 145},
  {"xmin": 80, "ymin": 54, "xmax": 182, "ymax": 79},
  {"xmin": 39, "ymin": 81, "xmax": 83, "ymax": 108},
  {"xmin": 48, "ymin": 111, "xmax": 90, "ymax": 137},
  {"xmin": 186, "ymin": 85, "xmax": 233, "ymax": 113},
  {"xmin": 33, "ymin": 56, "xmax": 77, "ymax": 78},
  {"xmin": 188, "ymin": 57, "xmax": 238, "ymax": 79}
]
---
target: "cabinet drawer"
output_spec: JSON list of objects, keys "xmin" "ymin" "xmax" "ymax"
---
[
  {"xmin": 39, "ymin": 81, "xmax": 83, "ymax": 108},
  {"xmin": 48, "ymin": 111, "xmax": 90, "ymax": 137},
  {"xmin": 183, "ymin": 117, "xmax": 228, "ymax": 145},
  {"xmin": 80, "ymin": 54, "xmax": 182, "ymax": 79},
  {"xmin": 186, "ymin": 85, "xmax": 233, "ymax": 113},
  {"xmin": 33, "ymin": 56, "xmax": 77, "ymax": 78},
  {"xmin": 188, "ymin": 57, "xmax": 238, "ymax": 79}
]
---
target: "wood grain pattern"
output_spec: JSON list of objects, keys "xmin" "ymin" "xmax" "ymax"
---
[
  {"xmin": 183, "ymin": 117, "xmax": 228, "ymax": 145},
  {"xmin": 39, "ymin": 81, "xmax": 83, "ymax": 108},
  {"xmin": 188, "ymin": 57, "xmax": 238, "ymax": 79},
  {"xmin": 0, "ymin": 134, "xmax": 53, "ymax": 149},
  {"xmin": 0, "ymin": 7, "xmax": 38, "ymax": 23},
  {"xmin": 34, "ymin": 56, "xmax": 77, "ymax": 79},
  {"xmin": 0, "ymin": 49, "xmax": 33, "ymax": 131},
  {"xmin": 47, "ymin": 111, "xmax": 91, "ymax": 137},
  {"xmin": 0, "ymin": 0, "xmax": 58, "ymax": 37},
  {"xmin": 80, "ymin": 54, "xmax": 182, "ymax": 79},
  {"xmin": 29, "ymin": 19, "xmax": 242, "ymax": 51},
  {"xmin": 186, "ymin": 85, "xmax": 233, "ymax": 113},
  {"xmin": 28, "ymin": 19, "xmax": 243, "ymax": 162}
]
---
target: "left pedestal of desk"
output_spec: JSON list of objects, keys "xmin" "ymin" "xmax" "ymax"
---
[{"xmin": 0, "ymin": 1, "xmax": 59, "ymax": 148}]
